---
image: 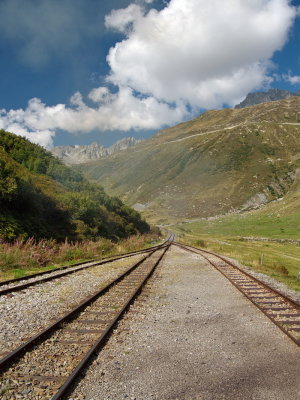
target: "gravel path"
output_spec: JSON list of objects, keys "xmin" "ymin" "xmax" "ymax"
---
[
  {"xmin": 180, "ymin": 244, "xmax": 300, "ymax": 304},
  {"xmin": 0, "ymin": 254, "xmax": 145, "ymax": 356},
  {"xmin": 68, "ymin": 245, "xmax": 300, "ymax": 400}
]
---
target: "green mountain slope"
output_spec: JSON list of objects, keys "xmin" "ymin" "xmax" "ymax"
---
[
  {"xmin": 79, "ymin": 97, "xmax": 300, "ymax": 224},
  {"xmin": 0, "ymin": 130, "xmax": 149, "ymax": 241},
  {"xmin": 172, "ymin": 175, "xmax": 300, "ymax": 291}
]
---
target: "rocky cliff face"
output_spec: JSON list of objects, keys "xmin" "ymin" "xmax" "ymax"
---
[
  {"xmin": 51, "ymin": 137, "xmax": 141, "ymax": 164},
  {"xmin": 235, "ymin": 88, "xmax": 299, "ymax": 109}
]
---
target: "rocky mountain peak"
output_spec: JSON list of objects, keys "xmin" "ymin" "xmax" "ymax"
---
[
  {"xmin": 235, "ymin": 88, "xmax": 299, "ymax": 109},
  {"xmin": 51, "ymin": 137, "xmax": 142, "ymax": 165}
]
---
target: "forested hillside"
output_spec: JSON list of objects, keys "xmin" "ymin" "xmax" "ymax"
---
[{"xmin": 0, "ymin": 130, "xmax": 149, "ymax": 241}]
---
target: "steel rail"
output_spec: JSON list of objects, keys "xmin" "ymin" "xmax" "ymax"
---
[
  {"xmin": 173, "ymin": 242, "xmax": 300, "ymax": 307},
  {"xmin": 0, "ymin": 240, "xmax": 169, "ymax": 296},
  {"xmin": 175, "ymin": 242, "xmax": 300, "ymax": 347},
  {"xmin": 51, "ymin": 243, "xmax": 171, "ymax": 400},
  {"xmin": 175, "ymin": 241, "xmax": 300, "ymax": 308},
  {"xmin": 0, "ymin": 259, "xmax": 95, "ymax": 287},
  {"xmin": 0, "ymin": 243, "xmax": 171, "ymax": 399},
  {"xmin": 175, "ymin": 240, "xmax": 300, "ymax": 307},
  {"xmin": 0, "ymin": 247, "xmax": 161, "ymax": 372},
  {"xmin": 0, "ymin": 239, "xmax": 169, "ymax": 288}
]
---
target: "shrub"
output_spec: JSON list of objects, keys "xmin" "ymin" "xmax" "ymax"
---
[
  {"xmin": 195, "ymin": 239, "xmax": 207, "ymax": 248},
  {"xmin": 0, "ymin": 231, "xmax": 160, "ymax": 277}
]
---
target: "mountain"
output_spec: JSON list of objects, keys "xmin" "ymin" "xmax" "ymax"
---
[
  {"xmin": 78, "ymin": 97, "xmax": 300, "ymax": 224},
  {"xmin": 0, "ymin": 130, "xmax": 149, "ymax": 241},
  {"xmin": 51, "ymin": 137, "xmax": 142, "ymax": 165},
  {"xmin": 235, "ymin": 88, "xmax": 300, "ymax": 109}
]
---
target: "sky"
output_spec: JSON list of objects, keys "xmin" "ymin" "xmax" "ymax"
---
[{"xmin": 0, "ymin": 0, "xmax": 299, "ymax": 148}]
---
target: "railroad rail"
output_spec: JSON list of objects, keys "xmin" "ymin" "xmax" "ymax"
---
[
  {"xmin": 0, "ymin": 240, "xmax": 172, "ymax": 399},
  {"xmin": 0, "ymin": 239, "xmax": 169, "ymax": 296},
  {"xmin": 175, "ymin": 241, "xmax": 300, "ymax": 347}
]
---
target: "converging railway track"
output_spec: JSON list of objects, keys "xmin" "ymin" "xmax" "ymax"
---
[
  {"xmin": 175, "ymin": 242, "xmax": 300, "ymax": 347},
  {"xmin": 0, "ymin": 237, "xmax": 173, "ymax": 399},
  {"xmin": 0, "ymin": 242, "xmax": 169, "ymax": 296},
  {"xmin": 1, "ymin": 235, "xmax": 299, "ymax": 399}
]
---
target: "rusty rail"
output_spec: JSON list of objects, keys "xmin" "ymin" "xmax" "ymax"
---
[
  {"xmin": 175, "ymin": 241, "xmax": 300, "ymax": 348},
  {"xmin": 0, "ymin": 239, "xmax": 169, "ymax": 296},
  {"xmin": 0, "ymin": 238, "xmax": 173, "ymax": 399}
]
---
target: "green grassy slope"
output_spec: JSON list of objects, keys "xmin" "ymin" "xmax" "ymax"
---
[
  {"xmin": 175, "ymin": 174, "xmax": 300, "ymax": 239},
  {"xmin": 0, "ymin": 130, "xmax": 149, "ymax": 241},
  {"xmin": 79, "ymin": 97, "xmax": 300, "ymax": 224},
  {"xmin": 172, "ymin": 176, "xmax": 300, "ymax": 291}
]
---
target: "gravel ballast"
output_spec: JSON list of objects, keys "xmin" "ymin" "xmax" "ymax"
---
[
  {"xmin": 0, "ymin": 254, "xmax": 145, "ymax": 355},
  {"xmin": 68, "ymin": 245, "xmax": 300, "ymax": 400}
]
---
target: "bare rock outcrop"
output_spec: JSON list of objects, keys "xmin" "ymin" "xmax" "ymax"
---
[{"xmin": 51, "ymin": 137, "xmax": 142, "ymax": 164}]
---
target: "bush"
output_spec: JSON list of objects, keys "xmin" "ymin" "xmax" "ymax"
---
[
  {"xmin": 273, "ymin": 264, "xmax": 289, "ymax": 276},
  {"xmin": 195, "ymin": 239, "xmax": 207, "ymax": 248}
]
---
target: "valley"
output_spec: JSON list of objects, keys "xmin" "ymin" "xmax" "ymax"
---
[
  {"xmin": 79, "ymin": 97, "xmax": 300, "ymax": 225},
  {"xmin": 1, "ymin": 3, "xmax": 300, "ymax": 398},
  {"xmin": 78, "ymin": 97, "xmax": 300, "ymax": 290},
  {"xmin": 1, "ymin": 97, "xmax": 299, "ymax": 290}
]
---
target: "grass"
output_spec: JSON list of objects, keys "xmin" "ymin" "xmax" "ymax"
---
[
  {"xmin": 172, "ymin": 209, "xmax": 300, "ymax": 291},
  {"xmin": 175, "ymin": 211, "xmax": 300, "ymax": 239},
  {"xmin": 80, "ymin": 97, "xmax": 300, "ymax": 225},
  {"xmin": 0, "ymin": 233, "xmax": 161, "ymax": 282}
]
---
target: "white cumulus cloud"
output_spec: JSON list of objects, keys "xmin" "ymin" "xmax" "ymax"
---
[
  {"xmin": 0, "ymin": 90, "xmax": 186, "ymax": 148},
  {"xmin": 106, "ymin": 0, "xmax": 297, "ymax": 108},
  {"xmin": 105, "ymin": 4, "xmax": 144, "ymax": 33},
  {"xmin": 283, "ymin": 72, "xmax": 300, "ymax": 85},
  {"xmin": 0, "ymin": 0, "xmax": 298, "ymax": 147}
]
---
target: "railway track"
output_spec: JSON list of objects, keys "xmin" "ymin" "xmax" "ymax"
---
[
  {"xmin": 0, "ymin": 241, "xmax": 168, "ymax": 296},
  {"xmin": 175, "ymin": 242, "xmax": 300, "ymax": 347},
  {"xmin": 0, "ymin": 239, "xmax": 172, "ymax": 399}
]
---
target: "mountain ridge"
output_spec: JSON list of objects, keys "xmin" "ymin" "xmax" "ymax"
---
[
  {"xmin": 51, "ymin": 137, "xmax": 142, "ymax": 165},
  {"xmin": 78, "ymin": 97, "xmax": 300, "ymax": 224},
  {"xmin": 235, "ymin": 88, "xmax": 300, "ymax": 109}
]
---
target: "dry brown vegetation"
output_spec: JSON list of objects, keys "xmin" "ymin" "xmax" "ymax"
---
[{"xmin": 0, "ymin": 232, "xmax": 160, "ymax": 281}]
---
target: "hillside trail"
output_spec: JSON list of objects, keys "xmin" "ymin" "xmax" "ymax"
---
[{"xmin": 164, "ymin": 120, "xmax": 300, "ymax": 145}]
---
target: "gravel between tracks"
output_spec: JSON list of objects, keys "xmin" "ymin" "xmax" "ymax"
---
[
  {"xmin": 68, "ymin": 245, "xmax": 300, "ymax": 400},
  {"xmin": 0, "ymin": 254, "xmax": 145, "ymax": 355}
]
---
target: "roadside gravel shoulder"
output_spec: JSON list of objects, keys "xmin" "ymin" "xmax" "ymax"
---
[{"xmin": 68, "ymin": 245, "xmax": 300, "ymax": 400}]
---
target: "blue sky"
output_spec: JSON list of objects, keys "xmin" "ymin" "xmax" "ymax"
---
[{"xmin": 0, "ymin": 0, "xmax": 299, "ymax": 148}]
